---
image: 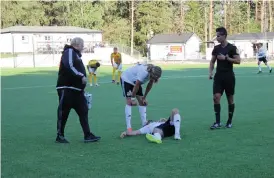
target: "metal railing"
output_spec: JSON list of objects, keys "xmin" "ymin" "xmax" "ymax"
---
[{"xmin": 1, "ymin": 39, "xmax": 144, "ymax": 68}]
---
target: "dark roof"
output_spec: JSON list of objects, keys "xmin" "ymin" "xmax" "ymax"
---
[
  {"xmin": 0, "ymin": 26, "xmax": 102, "ymax": 34},
  {"xmin": 147, "ymin": 33, "xmax": 197, "ymax": 44},
  {"xmin": 213, "ymin": 32, "xmax": 274, "ymax": 41}
]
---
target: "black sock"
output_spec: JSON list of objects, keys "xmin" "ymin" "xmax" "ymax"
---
[
  {"xmin": 228, "ymin": 104, "xmax": 235, "ymax": 124},
  {"xmin": 214, "ymin": 104, "xmax": 221, "ymax": 124}
]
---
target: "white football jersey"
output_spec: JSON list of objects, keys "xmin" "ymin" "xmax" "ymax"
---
[
  {"xmin": 139, "ymin": 121, "xmax": 164, "ymax": 134},
  {"xmin": 121, "ymin": 64, "xmax": 150, "ymax": 85}
]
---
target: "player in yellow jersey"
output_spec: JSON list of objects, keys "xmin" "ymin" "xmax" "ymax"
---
[
  {"xmin": 87, "ymin": 59, "xmax": 100, "ymax": 87},
  {"xmin": 110, "ymin": 47, "xmax": 122, "ymax": 85}
]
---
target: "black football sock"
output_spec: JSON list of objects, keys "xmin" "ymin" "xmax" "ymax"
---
[
  {"xmin": 214, "ymin": 104, "xmax": 221, "ymax": 124},
  {"xmin": 228, "ymin": 104, "xmax": 235, "ymax": 124}
]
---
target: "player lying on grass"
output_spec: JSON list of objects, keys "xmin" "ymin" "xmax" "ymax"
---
[
  {"xmin": 120, "ymin": 108, "xmax": 182, "ymax": 144},
  {"xmin": 120, "ymin": 118, "xmax": 166, "ymax": 138}
]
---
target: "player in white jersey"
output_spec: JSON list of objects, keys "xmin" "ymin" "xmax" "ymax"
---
[
  {"xmin": 120, "ymin": 63, "xmax": 162, "ymax": 132},
  {"xmin": 120, "ymin": 118, "xmax": 166, "ymax": 138},
  {"xmin": 146, "ymin": 108, "xmax": 182, "ymax": 144},
  {"xmin": 256, "ymin": 43, "xmax": 272, "ymax": 74},
  {"xmin": 120, "ymin": 108, "xmax": 182, "ymax": 144}
]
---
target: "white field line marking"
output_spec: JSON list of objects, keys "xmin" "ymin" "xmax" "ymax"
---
[{"xmin": 2, "ymin": 73, "xmax": 273, "ymax": 91}]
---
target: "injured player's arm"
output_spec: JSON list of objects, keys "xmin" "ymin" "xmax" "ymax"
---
[{"xmin": 120, "ymin": 130, "xmax": 141, "ymax": 138}]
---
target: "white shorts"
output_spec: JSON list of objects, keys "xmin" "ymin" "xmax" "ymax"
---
[
  {"xmin": 113, "ymin": 63, "xmax": 122, "ymax": 71},
  {"xmin": 88, "ymin": 67, "xmax": 97, "ymax": 74},
  {"xmin": 139, "ymin": 122, "xmax": 163, "ymax": 134}
]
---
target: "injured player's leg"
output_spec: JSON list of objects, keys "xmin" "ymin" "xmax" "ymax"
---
[
  {"xmin": 145, "ymin": 128, "xmax": 164, "ymax": 144},
  {"xmin": 120, "ymin": 121, "xmax": 164, "ymax": 138},
  {"xmin": 120, "ymin": 130, "xmax": 141, "ymax": 138},
  {"xmin": 146, "ymin": 108, "xmax": 182, "ymax": 144}
]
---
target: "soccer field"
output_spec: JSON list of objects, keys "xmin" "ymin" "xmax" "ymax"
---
[{"xmin": 1, "ymin": 64, "xmax": 274, "ymax": 178}]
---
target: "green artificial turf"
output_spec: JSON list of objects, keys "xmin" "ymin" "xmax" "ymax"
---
[{"xmin": 1, "ymin": 64, "xmax": 274, "ymax": 178}]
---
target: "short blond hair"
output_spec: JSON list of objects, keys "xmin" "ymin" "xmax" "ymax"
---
[{"xmin": 71, "ymin": 37, "xmax": 84, "ymax": 47}]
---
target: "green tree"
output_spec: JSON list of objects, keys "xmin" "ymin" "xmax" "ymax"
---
[{"xmin": 135, "ymin": 1, "xmax": 173, "ymax": 53}]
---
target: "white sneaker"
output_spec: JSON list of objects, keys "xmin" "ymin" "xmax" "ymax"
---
[
  {"xmin": 95, "ymin": 83, "xmax": 99, "ymax": 86},
  {"xmin": 89, "ymin": 84, "xmax": 93, "ymax": 87}
]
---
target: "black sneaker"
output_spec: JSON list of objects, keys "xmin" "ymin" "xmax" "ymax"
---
[
  {"xmin": 270, "ymin": 69, "xmax": 272, "ymax": 73},
  {"xmin": 84, "ymin": 133, "xmax": 101, "ymax": 143},
  {"xmin": 116, "ymin": 82, "xmax": 120, "ymax": 85},
  {"xmin": 55, "ymin": 135, "xmax": 69, "ymax": 143},
  {"xmin": 112, "ymin": 80, "xmax": 115, "ymax": 83},
  {"xmin": 210, "ymin": 122, "xmax": 222, "ymax": 130},
  {"xmin": 257, "ymin": 71, "xmax": 262, "ymax": 74},
  {"xmin": 225, "ymin": 123, "xmax": 232, "ymax": 128}
]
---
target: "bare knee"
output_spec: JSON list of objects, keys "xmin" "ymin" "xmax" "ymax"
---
[
  {"xmin": 213, "ymin": 94, "xmax": 221, "ymax": 104},
  {"xmin": 257, "ymin": 61, "xmax": 261, "ymax": 65},
  {"xmin": 152, "ymin": 128, "xmax": 164, "ymax": 137},
  {"xmin": 126, "ymin": 98, "xmax": 137, "ymax": 106}
]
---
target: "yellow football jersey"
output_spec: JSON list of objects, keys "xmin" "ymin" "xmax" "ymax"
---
[
  {"xmin": 111, "ymin": 52, "xmax": 122, "ymax": 64},
  {"xmin": 88, "ymin": 59, "xmax": 98, "ymax": 68}
]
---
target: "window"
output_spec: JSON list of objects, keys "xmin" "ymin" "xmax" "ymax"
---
[
  {"xmin": 66, "ymin": 36, "xmax": 73, "ymax": 43},
  {"xmin": 44, "ymin": 36, "xmax": 52, "ymax": 41},
  {"xmin": 21, "ymin": 35, "xmax": 29, "ymax": 43}
]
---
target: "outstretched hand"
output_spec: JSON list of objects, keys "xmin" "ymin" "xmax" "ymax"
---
[{"xmin": 120, "ymin": 131, "xmax": 127, "ymax": 138}]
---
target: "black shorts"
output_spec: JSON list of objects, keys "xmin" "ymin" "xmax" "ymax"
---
[
  {"xmin": 120, "ymin": 78, "xmax": 143, "ymax": 97},
  {"xmin": 155, "ymin": 124, "xmax": 175, "ymax": 138},
  {"xmin": 213, "ymin": 72, "xmax": 235, "ymax": 96},
  {"xmin": 258, "ymin": 57, "xmax": 267, "ymax": 63}
]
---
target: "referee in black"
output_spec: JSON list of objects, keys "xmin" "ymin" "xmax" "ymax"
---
[
  {"xmin": 209, "ymin": 27, "xmax": 241, "ymax": 129},
  {"xmin": 56, "ymin": 37, "xmax": 101, "ymax": 143}
]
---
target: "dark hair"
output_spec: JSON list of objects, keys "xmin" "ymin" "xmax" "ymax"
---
[
  {"xmin": 216, "ymin": 27, "xmax": 227, "ymax": 36},
  {"xmin": 96, "ymin": 62, "xmax": 100, "ymax": 67}
]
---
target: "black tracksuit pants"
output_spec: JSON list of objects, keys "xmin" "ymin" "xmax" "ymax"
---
[{"xmin": 57, "ymin": 89, "xmax": 91, "ymax": 137}]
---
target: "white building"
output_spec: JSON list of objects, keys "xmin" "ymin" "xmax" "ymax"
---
[
  {"xmin": 0, "ymin": 26, "xmax": 102, "ymax": 53},
  {"xmin": 207, "ymin": 32, "xmax": 274, "ymax": 59},
  {"xmin": 147, "ymin": 33, "xmax": 202, "ymax": 61}
]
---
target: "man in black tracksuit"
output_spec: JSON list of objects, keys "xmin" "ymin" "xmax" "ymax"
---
[{"xmin": 56, "ymin": 37, "xmax": 100, "ymax": 143}]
